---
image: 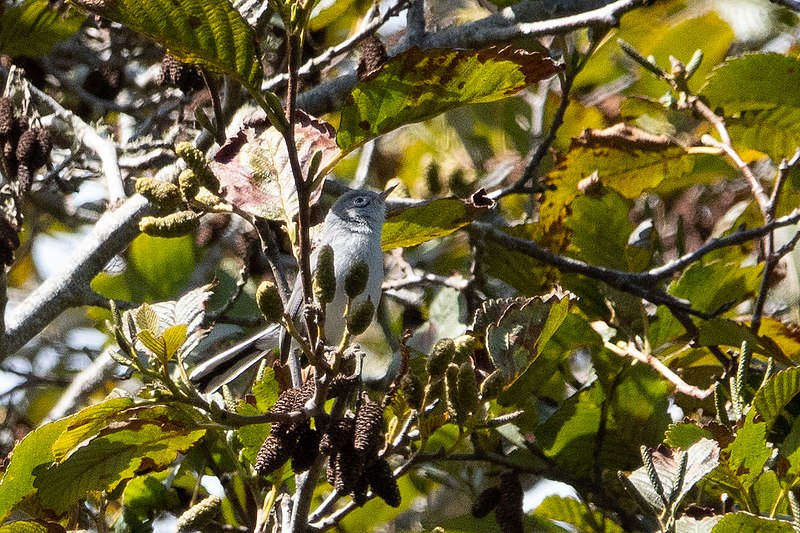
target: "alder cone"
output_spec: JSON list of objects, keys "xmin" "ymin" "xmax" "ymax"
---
[{"xmin": 471, "ymin": 486, "xmax": 501, "ymax": 518}]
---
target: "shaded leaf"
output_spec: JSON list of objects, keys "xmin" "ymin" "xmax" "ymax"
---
[
  {"xmin": 697, "ymin": 318, "xmax": 792, "ymax": 366},
  {"xmin": 700, "ymin": 53, "xmax": 800, "ymax": 114},
  {"xmin": 381, "ymin": 193, "xmax": 494, "ymax": 250},
  {"xmin": 541, "ymin": 140, "xmax": 697, "ymax": 231},
  {"xmin": 71, "ymin": 0, "xmax": 262, "ymax": 90},
  {"xmin": 479, "ymin": 294, "xmax": 570, "ymax": 385},
  {"xmin": 211, "ymin": 111, "xmax": 338, "ymax": 223},
  {"xmin": 726, "ymin": 107, "xmax": 800, "ymax": 160},
  {"xmin": 338, "ymin": 46, "xmax": 562, "ymax": 151}
]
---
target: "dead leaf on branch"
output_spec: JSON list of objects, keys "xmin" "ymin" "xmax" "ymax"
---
[{"xmin": 211, "ymin": 110, "xmax": 339, "ymax": 224}]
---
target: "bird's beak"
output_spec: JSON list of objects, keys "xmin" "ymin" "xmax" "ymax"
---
[{"xmin": 378, "ymin": 184, "xmax": 397, "ymax": 203}]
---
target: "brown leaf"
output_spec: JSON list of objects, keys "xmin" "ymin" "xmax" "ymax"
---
[{"xmin": 210, "ymin": 110, "xmax": 339, "ymax": 223}]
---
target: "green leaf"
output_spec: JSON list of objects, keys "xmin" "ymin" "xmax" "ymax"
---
[
  {"xmin": 162, "ymin": 324, "xmax": 188, "ymax": 361},
  {"xmin": 0, "ymin": 417, "xmax": 71, "ymax": 521},
  {"xmin": 0, "ymin": 0, "xmax": 84, "ymax": 57},
  {"xmin": 137, "ymin": 329, "xmax": 167, "ymax": 359},
  {"xmin": 697, "ymin": 318, "xmax": 791, "ymax": 366},
  {"xmin": 710, "ymin": 513, "xmax": 794, "ymax": 532},
  {"xmin": 337, "ymin": 47, "xmax": 561, "ymax": 152},
  {"xmin": 535, "ymin": 495, "xmax": 625, "ymax": 532},
  {"xmin": 483, "ymin": 222, "xmax": 566, "ymax": 296},
  {"xmin": 726, "ymin": 107, "xmax": 800, "ymax": 160},
  {"xmin": 537, "ymin": 382, "xmax": 604, "ymax": 478},
  {"xmin": 567, "ymin": 190, "xmax": 649, "ymax": 271},
  {"xmin": 700, "ymin": 53, "xmax": 800, "ymax": 114},
  {"xmin": 34, "ymin": 419, "xmax": 205, "ymax": 514},
  {"xmin": 541, "ymin": 144, "xmax": 696, "ymax": 231},
  {"xmin": 71, "ymin": 0, "xmax": 262, "ymax": 91},
  {"xmin": 92, "ymin": 234, "xmax": 197, "ymax": 302},
  {"xmin": 382, "ymin": 195, "xmax": 493, "ymax": 250},
  {"xmin": 51, "ymin": 397, "xmax": 136, "ymax": 461},
  {"xmin": 235, "ymin": 402, "xmax": 270, "ymax": 465},
  {"xmin": 0, "ymin": 521, "xmax": 52, "ymax": 533},
  {"xmin": 251, "ymin": 367, "xmax": 280, "ymax": 412},
  {"xmin": 664, "ymin": 422, "xmax": 712, "ymax": 449},
  {"xmin": 725, "ymin": 410, "xmax": 771, "ymax": 492},
  {"xmin": 479, "ymin": 295, "xmax": 570, "ymax": 386},
  {"xmin": 753, "ymin": 367, "xmax": 800, "ymax": 429}
]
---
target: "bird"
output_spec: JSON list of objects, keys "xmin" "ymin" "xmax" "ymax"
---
[{"xmin": 189, "ymin": 186, "xmax": 393, "ymax": 393}]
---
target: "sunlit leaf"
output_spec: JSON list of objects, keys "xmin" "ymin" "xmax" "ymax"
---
[
  {"xmin": 535, "ymin": 495, "xmax": 625, "ymax": 533},
  {"xmin": 624, "ymin": 439, "xmax": 719, "ymax": 513},
  {"xmin": 34, "ymin": 417, "xmax": 205, "ymax": 514},
  {"xmin": 0, "ymin": 0, "xmax": 84, "ymax": 57},
  {"xmin": 338, "ymin": 46, "xmax": 562, "ymax": 151},
  {"xmin": 71, "ymin": 0, "xmax": 262, "ymax": 90},
  {"xmin": 710, "ymin": 513, "xmax": 794, "ymax": 532},
  {"xmin": 753, "ymin": 367, "xmax": 800, "ymax": 429},
  {"xmin": 51, "ymin": 397, "xmax": 136, "ymax": 461},
  {"xmin": 664, "ymin": 422, "xmax": 712, "ymax": 449},
  {"xmin": 724, "ymin": 410, "xmax": 771, "ymax": 491},
  {"xmin": 381, "ymin": 193, "xmax": 494, "ymax": 250},
  {"xmin": 137, "ymin": 329, "xmax": 166, "ymax": 359},
  {"xmin": 0, "ymin": 418, "xmax": 71, "ymax": 521},
  {"xmin": 211, "ymin": 111, "xmax": 338, "ymax": 223}
]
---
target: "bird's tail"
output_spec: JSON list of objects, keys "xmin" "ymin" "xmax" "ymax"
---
[{"xmin": 189, "ymin": 325, "xmax": 280, "ymax": 394}]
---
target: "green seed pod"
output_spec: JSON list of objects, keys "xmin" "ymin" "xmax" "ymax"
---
[
  {"xmin": 313, "ymin": 244, "xmax": 336, "ymax": 304},
  {"xmin": 175, "ymin": 495, "xmax": 221, "ymax": 532},
  {"xmin": 256, "ymin": 280, "xmax": 283, "ymax": 324},
  {"xmin": 175, "ymin": 141, "xmax": 220, "ymax": 192},
  {"xmin": 457, "ymin": 361, "xmax": 479, "ymax": 423},
  {"xmin": 135, "ymin": 177, "xmax": 182, "ymax": 209},
  {"xmin": 426, "ymin": 338, "xmax": 455, "ymax": 378},
  {"xmin": 344, "ymin": 260, "xmax": 370, "ymax": 299},
  {"xmin": 347, "ymin": 298, "xmax": 375, "ymax": 335},
  {"xmin": 479, "ymin": 369, "xmax": 506, "ymax": 400},
  {"xmin": 178, "ymin": 168, "xmax": 199, "ymax": 201},
  {"xmin": 453, "ymin": 334, "xmax": 477, "ymax": 364},
  {"xmin": 139, "ymin": 211, "xmax": 200, "ymax": 238}
]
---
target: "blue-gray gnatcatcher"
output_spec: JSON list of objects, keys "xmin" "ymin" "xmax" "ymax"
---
[{"xmin": 189, "ymin": 187, "xmax": 393, "ymax": 393}]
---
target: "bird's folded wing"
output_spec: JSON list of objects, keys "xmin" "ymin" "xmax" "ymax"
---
[{"xmin": 189, "ymin": 324, "xmax": 281, "ymax": 393}]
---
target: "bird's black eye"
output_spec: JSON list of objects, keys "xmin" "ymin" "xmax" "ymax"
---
[{"xmin": 353, "ymin": 195, "xmax": 368, "ymax": 206}]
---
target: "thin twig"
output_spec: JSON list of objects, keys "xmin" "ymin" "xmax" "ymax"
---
[
  {"xmin": 263, "ymin": 0, "xmax": 409, "ymax": 93},
  {"xmin": 605, "ymin": 341, "xmax": 714, "ymax": 399}
]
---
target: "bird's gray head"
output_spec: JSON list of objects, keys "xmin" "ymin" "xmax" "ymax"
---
[{"xmin": 327, "ymin": 187, "xmax": 394, "ymax": 231}]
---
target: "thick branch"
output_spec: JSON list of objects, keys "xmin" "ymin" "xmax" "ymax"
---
[{"xmin": 297, "ymin": 0, "xmax": 650, "ymax": 117}]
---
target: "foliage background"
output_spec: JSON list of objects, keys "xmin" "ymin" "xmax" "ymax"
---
[{"xmin": 1, "ymin": 0, "xmax": 800, "ymax": 532}]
